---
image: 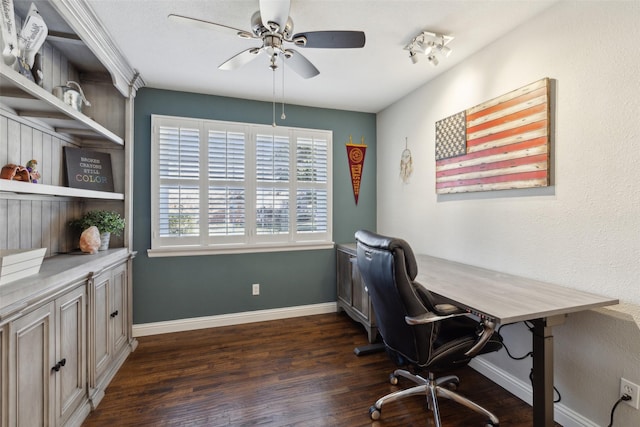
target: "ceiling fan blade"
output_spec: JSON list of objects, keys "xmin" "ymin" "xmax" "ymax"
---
[
  {"xmin": 219, "ymin": 48, "xmax": 262, "ymax": 71},
  {"xmin": 293, "ymin": 31, "xmax": 366, "ymax": 48},
  {"xmin": 168, "ymin": 14, "xmax": 252, "ymax": 38},
  {"xmin": 259, "ymin": 0, "xmax": 291, "ymax": 29},
  {"xmin": 284, "ymin": 49, "xmax": 320, "ymax": 79}
]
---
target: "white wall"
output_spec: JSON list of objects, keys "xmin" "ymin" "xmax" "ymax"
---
[{"xmin": 376, "ymin": 1, "xmax": 640, "ymax": 426}]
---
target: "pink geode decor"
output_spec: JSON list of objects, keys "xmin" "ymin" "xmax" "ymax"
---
[{"xmin": 80, "ymin": 226, "xmax": 101, "ymax": 254}]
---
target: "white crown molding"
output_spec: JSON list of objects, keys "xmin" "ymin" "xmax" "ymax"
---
[{"xmin": 49, "ymin": 0, "xmax": 145, "ymax": 97}]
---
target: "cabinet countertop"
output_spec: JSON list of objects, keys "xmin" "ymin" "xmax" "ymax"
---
[
  {"xmin": 336, "ymin": 243, "xmax": 356, "ymax": 253},
  {"xmin": 0, "ymin": 248, "xmax": 134, "ymax": 322}
]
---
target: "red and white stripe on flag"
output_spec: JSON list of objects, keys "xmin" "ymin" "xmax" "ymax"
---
[{"xmin": 435, "ymin": 78, "xmax": 550, "ymax": 194}]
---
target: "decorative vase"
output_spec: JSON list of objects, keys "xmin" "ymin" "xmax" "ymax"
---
[{"xmin": 99, "ymin": 232, "xmax": 111, "ymax": 251}]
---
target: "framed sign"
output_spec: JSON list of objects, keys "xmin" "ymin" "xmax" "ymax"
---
[{"xmin": 64, "ymin": 147, "xmax": 114, "ymax": 192}]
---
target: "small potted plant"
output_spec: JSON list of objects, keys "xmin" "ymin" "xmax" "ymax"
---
[{"xmin": 69, "ymin": 210, "xmax": 125, "ymax": 251}]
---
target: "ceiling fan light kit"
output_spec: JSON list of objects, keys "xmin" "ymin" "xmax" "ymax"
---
[{"xmin": 405, "ymin": 31, "xmax": 453, "ymax": 66}]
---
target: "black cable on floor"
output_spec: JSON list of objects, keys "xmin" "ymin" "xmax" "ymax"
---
[{"xmin": 607, "ymin": 394, "xmax": 631, "ymax": 427}]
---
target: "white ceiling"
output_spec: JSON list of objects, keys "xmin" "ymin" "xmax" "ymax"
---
[{"xmin": 81, "ymin": 0, "xmax": 556, "ymax": 113}]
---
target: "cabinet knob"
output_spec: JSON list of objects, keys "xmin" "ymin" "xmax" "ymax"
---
[
  {"xmin": 52, "ymin": 358, "xmax": 66, "ymax": 372},
  {"xmin": 110, "ymin": 310, "xmax": 119, "ymax": 318}
]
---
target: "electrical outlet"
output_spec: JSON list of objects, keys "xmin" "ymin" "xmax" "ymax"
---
[
  {"xmin": 620, "ymin": 378, "xmax": 640, "ymax": 409},
  {"xmin": 252, "ymin": 283, "xmax": 260, "ymax": 296}
]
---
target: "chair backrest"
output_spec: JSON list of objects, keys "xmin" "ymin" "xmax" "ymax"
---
[{"xmin": 355, "ymin": 230, "xmax": 433, "ymax": 366}]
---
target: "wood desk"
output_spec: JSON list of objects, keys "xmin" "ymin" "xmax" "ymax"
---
[{"xmin": 414, "ymin": 254, "xmax": 619, "ymax": 427}]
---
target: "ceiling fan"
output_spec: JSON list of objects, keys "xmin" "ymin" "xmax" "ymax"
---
[{"xmin": 168, "ymin": 0, "xmax": 366, "ymax": 79}]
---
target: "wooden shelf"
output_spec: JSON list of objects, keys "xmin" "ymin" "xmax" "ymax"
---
[
  {"xmin": 0, "ymin": 179, "xmax": 124, "ymax": 200},
  {"xmin": 0, "ymin": 63, "xmax": 124, "ymax": 146}
]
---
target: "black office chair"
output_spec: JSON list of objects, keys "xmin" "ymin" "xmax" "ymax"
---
[{"xmin": 355, "ymin": 230, "xmax": 503, "ymax": 427}]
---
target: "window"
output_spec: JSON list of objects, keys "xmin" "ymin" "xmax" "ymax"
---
[{"xmin": 150, "ymin": 115, "xmax": 332, "ymax": 256}]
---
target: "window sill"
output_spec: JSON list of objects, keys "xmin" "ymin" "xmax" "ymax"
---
[{"xmin": 147, "ymin": 242, "xmax": 335, "ymax": 258}]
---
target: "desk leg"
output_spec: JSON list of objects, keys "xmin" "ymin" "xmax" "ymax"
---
[{"xmin": 531, "ymin": 316, "xmax": 565, "ymax": 427}]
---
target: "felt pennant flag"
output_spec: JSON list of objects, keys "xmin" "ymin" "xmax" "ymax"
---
[{"xmin": 346, "ymin": 135, "xmax": 367, "ymax": 205}]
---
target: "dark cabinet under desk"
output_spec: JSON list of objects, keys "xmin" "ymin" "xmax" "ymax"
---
[{"xmin": 336, "ymin": 244, "xmax": 377, "ymax": 343}]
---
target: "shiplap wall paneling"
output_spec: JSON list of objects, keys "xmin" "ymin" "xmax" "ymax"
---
[{"xmin": 0, "ymin": 112, "xmax": 82, "ymax": 255}]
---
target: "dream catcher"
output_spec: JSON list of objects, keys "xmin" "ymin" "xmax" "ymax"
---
[{"xmin": 400, "ymin": 137, "xmax": 413, "ymax": 183}]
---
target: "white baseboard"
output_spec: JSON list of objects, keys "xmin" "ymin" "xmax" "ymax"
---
[
  {"xmin": 132, "ymin": 302, "xmax": 338, "ymax": 337},
  {"xmin": 469, "ymin": 358, "xmax": 599, "ymax": 427}
]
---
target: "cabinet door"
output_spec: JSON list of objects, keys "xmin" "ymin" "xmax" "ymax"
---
[
  {"xmin": 110, "ymin": 263, "xmax": 128, "ymax": 354},
  {"xmin": 350, "ymin": 259, "xmax": 370, "ymax": 319},
  {"xmin": 54, "ymin": 286, "xmax": 86, "ymax": 426},
  {"xmin": 90, "ymin": 261, "xmax": 129, "ymax": 389},
  {"xmin": 91, "ymin": 272, "xmax": 112, "ymax": 383},
  {"xmin": 336, "ymin": 250, "xmax": 353, "ymax": 305},
  {"xmin": 9, "ymin": 303, "xmax": 55, "ymax": 427}
]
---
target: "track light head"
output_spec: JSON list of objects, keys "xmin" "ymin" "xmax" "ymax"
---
[
  {"xmin": 428, "ymin": 55, "xmax": 439, "ymax": 66},
  {"xmin": 438, "ymin": 44, "xmax": 452, "ymax": 57},
  {"xmin": 409, "ymin": 50, "xmax": 419, "ymax": 64}
]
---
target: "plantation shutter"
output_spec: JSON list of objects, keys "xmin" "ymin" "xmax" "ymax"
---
[
  {"xmin": 158, "ymin": 124, "xmax": 200, "ymax": 239},
  {"xmin": 208, "ymin": 128, "xmax": 246, "ymax": 237},
  {"xmin": 255, "ymin": 132, "xmax": 290, "ymax": 236},
  {"xmin": 296, "ymin": 134, "xmax": 328, "ymax": 235}
]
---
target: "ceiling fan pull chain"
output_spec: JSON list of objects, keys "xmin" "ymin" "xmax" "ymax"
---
[
  {"xmin": 281, "ymin": 60, "xmax": 286, "ymax": 120},
  {"xmin": 272, "ymin": 64, "xmax": 277, "ymax": 127}
]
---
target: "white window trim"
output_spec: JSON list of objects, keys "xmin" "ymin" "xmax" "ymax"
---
[{"xmin": 148, "ymin": 115, "xmax": 333, "ymax": 257}]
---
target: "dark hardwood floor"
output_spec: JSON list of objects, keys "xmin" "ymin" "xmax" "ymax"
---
[{"xmin": 82, "ymin": 312, "xmax": 545, "ymax": 426}]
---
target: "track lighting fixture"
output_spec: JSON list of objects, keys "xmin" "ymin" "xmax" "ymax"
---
[{"xmin": 404, "ymin": 31, "xmax": 453, "ymax": 66}]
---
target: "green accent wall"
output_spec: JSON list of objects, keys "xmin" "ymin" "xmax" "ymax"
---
[{"xmin": 132, "ymin": 88, "xmax": 376, "ymax": 324}]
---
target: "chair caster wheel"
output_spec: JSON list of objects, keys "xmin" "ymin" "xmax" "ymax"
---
[
  {"xmin": 389, "ymin": 373, "xmax": 398, "ymax": 385},
  {"xmin": 445, "ymin": 379, "xmax": 459, "ymax": 391},
  {"xmin": 369, "ymin": 405, "xmax": 381, "ymax": 420}
]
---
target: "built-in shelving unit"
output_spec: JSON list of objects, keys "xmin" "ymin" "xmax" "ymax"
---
[
  {"xmin": 0, "ymin": 62, "xmax": 123, "ymax": 145},
  {"xmin": 0, "ymin": 1, "xmax": 142, "ymax": 425}
]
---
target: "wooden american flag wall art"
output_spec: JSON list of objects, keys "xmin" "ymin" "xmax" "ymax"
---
[{"xmin": 435, "ymin": 78, "xmax": 550, "ymax": 194}]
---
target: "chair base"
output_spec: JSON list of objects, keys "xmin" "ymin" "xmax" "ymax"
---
[{"xmin": 369, "ymin": 369, "xmax": 499, "ymax": 427}]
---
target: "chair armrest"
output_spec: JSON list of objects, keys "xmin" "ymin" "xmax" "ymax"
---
[
  {"xmin": 405, "ymin": 311, "xmax": 467, "ymax": 325},
  {"xmin": 464, "ymin": 320, "xmax": 497, "ymax": 357},
  {"xmin": 405, "ymin": 311, "xmax": 498, "ymax": 358},
  {"xmin": 433, "ymin": 303, "xmax": 466, "ymax": 315}
]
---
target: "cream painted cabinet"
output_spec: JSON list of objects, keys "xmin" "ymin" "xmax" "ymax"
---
[
  {"xmin": 88, "ymin": 260, "xmax": 129, "ymax": 408},
  {"xmin": 6, "ymin": 285, "xmax": 87, "ymax": 427},
  {"xmin": 0, "ymin": 251, "xmax": 134, "ymax": 427}
]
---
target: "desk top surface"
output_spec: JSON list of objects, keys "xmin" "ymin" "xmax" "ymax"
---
[{"xmin": 414, "ymin": 254, "xmax": 618, "ymax": 324}]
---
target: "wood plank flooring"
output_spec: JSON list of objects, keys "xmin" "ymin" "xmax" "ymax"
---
[{"xmin": 82, "ymin": 312, "xmax": 548, "ymax": 426}]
